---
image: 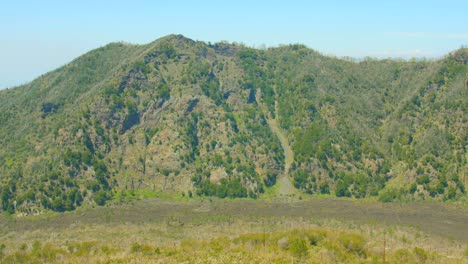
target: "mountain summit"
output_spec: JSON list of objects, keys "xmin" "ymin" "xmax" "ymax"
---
[{"xmin": 0, "ymin": 35, "xmax": 466, "ymax": 213}]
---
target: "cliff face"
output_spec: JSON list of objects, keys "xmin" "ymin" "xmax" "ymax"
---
[{"xmin": 0, "ymin": 35, "xmax": 466, "ymax": 213}]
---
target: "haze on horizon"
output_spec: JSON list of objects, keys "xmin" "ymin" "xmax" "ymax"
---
[{"xmin": 1, "ymin": 0, "xmax": 467, "ymax": 89}]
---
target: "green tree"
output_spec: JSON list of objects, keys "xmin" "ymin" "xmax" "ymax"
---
[
  {"xmin": 94, "ymin": 190, "xmax": 109, "ymax": 206},
  {"xmin": 335, "ymin": 180, "xmax": 351, "ymax": 197}
]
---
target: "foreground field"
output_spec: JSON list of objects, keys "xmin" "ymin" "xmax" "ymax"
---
[{"xmin": 1, "ymin": 198, "xmax": 467, "ymax": 263}]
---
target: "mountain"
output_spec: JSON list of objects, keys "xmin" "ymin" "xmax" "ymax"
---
[{"xmin": 0, "ymin": 34, "xmax": 466, "ymax": 213}]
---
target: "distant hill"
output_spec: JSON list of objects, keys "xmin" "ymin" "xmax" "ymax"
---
[{"xmin": 0, "ymin": 34, "xmax": 466, "ymax": 213}]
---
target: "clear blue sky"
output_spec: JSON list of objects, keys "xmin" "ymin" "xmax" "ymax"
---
[{"xmin": 1, "ymin": 0, "xmax": 467, "ymax": 89}]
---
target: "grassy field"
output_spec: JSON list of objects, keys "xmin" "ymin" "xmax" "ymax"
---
[{"xmin": 1, "ymin": 197, "xmax": 467, "ymax": 263}]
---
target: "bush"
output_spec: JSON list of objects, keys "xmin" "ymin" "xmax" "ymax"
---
[
  {"xmin": 319, "ymin": 183, "xmax": 330, "ymax": 194},
  {"xmin": 32, "ymin": 243, "xmax": 65, "ymax": 262},
  {"xmin": 335, "ymin": 180, "xmax": 351, "ymax": 197},
  {"xmin": 93, "ymin": 190, "xmax": 109, "ymax": 206},
  {"xmin": 393, "ymin": 248, "xmax": 414, "ymax": 263},
  {"xmin": 52, "ymin": 197, "xmax": 65, "ymax": 212},
  {"xmin": 67, "ymin": 241, "xmax": 98, "ymax": 256},
  {"xmin": 305, "ymin": 230, "xmax": 326, "ymax": 246},
  {"xmin": 293, "ymin": 170, "xmax": 308, "ymax": 189},
  {"xmin": 264, "ymin": 172, "xmax": 277, "ymax": 187},
  {"xmin": 413, "ymin": 247, "xmax": 428, "ymax": 262},
  {"xmin": 339, "ymin": 233, "xmax": 366, "ymax": 256},
  {"xmin": 0, "ymin": 243, "xmax": 5, "ymax": 259},
  {"xmin": 378, "ymin": 188, "xmax": 405, "ymax": 202},
  {"xmin": 416, "ymin": 175, "xmax": 430, "ymax": 185},
  {"xmin": 130, "ymin": 243, "xmax": 158, "ymax": 255},
  {"xmin": 289, "ymin": 237, "xmax": 308, "ymax": 258},
  {"xmin": 130, "ymin": 243, "xmax": 142, "ymax": 253},
  {"xmin": 194, "ymin": 178, "xmax": 249, "ymax": 199}
]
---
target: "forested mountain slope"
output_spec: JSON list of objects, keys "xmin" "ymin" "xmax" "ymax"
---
[{"xmin": 0, "ymin": 35, "xmax": 466, "ymax": 213}]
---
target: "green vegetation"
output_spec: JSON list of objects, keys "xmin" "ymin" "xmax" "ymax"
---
[
  {"xmin": 237, "ymin": 44, "xmax": 467, "ymax": 202},
  {"xmin": 0, "ymin": 197, "xmax": 466, "ymax": 263},
  {"xmin": 0, "ymin": 34, "xmax": 466, "ymax": 214},
  {"xmin": 193, "ymin": 178, "xmax": 249, "ymax": 198},
  {"xmin": 0, "ymin": 228, "xmax": 463, "ymax": 263}
]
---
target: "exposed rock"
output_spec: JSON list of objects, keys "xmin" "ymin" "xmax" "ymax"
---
[{"xmin": 277, "ymin": 237, "xmax": 289, "ymax": 250}]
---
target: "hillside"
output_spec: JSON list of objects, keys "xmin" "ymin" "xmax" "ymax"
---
[{"xmin": 0, "ymin": 35, "xmax": 466, "ymax": 213}]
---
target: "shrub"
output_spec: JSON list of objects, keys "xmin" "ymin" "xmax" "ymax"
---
[
  {"xmin": 289, "ymin": 237, "xmax": 308, "ymax": 258},
  {"xmin": 293, "ymin": 170, "xmax": 308, "ymax": 189},
  {"xmin": 393, "ymin": 248, "xmax": 414, "ymax": 263},
  {"xmin": 339, "ymin": 233, "xmax": 366, "ymax": 256},
  {"xmin": 335, "ymin": 180, "xmax": 351, "ymax": 197},
  {"xmin": 32, "ymin": 243, "xmax": 65, "ymax": 262},
  {"xmin": 416, "ymin": 175, "xmax": 430, "ymax": 185},
  {"xmin": 130, "ymin": 243, "xmax": 142, "ymax": 253},
  {"xmin": 130, "ymin": 243, "xmax": 158, "ymax": 255},
  {"xmin": 101, "ymin": 245, "xmax": 118, "ymax": 255},
  {"xmin": 378, "ymin": 188, "xmax": 405, "ymax": 202},
  {"xmin": 67, "ymin": 241, "xmax": 98, "ymax": 256},
  {"xmin": 413, "ymin": 247, "xmax": 428, "ymax": 262},
  {"xmin": 0, "ymin": 244, "xmax": 5, "ymax": 259},
  {"xmin": 264, "ymin": 172, "xmax": 277, "ymax": 187},
  {"xmin": 305, "ymin": 230, "xmax": 326, "ymax": 246},
  {"xmin": 93, "ymin": 190, "xmax": 109, "ymax": 206}
]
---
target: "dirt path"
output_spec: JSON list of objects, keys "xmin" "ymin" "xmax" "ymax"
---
[
  {"xmin": 256, "ymin": 88, "xmax": 295, "ymax": 197},
  {"xmin": 267, "ymin": 118, "xmax": 295, "ymax": 197}
]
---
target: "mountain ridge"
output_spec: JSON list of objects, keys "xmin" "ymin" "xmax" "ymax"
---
[{"xmin": 0, "ymin": 34, "xmax": 466, "ymax": 214}]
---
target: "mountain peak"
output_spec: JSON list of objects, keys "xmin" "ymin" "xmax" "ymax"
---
[{"xmin": 154, "ymin": 34, "xmax": 197, "ymax": 46}]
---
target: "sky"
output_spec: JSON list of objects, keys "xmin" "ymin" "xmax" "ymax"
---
[{"xmin": 1, "ymin": 0, "xmax": 467, "ymax": 89}]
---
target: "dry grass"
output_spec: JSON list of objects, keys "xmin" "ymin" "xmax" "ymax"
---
[
  {"xmin": 0, "ymin": 227, "xmax": 465, "ymax": 263},
  {"xmin": 0, "ymin": 198, "xmax": 467, "ymax": 263}
]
